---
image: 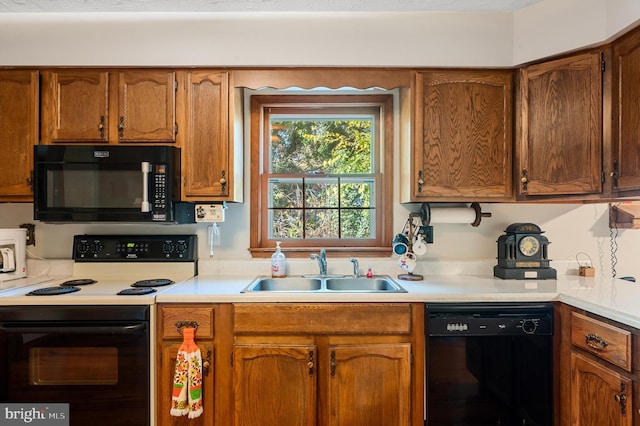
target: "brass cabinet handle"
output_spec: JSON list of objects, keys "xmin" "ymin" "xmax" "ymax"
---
[
  {"xmin": 203, "ymin": 349, "xmax": 212, "ymax": 375},
  {"xmin": 610, "ymin": 161, "xmax": 619, "ymax": 188},
  {"xmin": 175, "ymin": 320, "xmax": 199, "ymax": 333},
  {"xmin": 330, "ymin": 350, "xmax": 337, "ymax": 377},
  {"xmin": 98, "ymin": 116, "xmax": 106, "ymax": 139},
  {"xmin": 521, "ymin": 169, "xmax": 529, "ymax": 193},
  {"xmin": 585, "ymin": 333, "xmax": 608, "ymax": 351},
  {"xmin": 615, "ymin": 382, "xmax": 628, "ymax": 415},
  {"xmin": 307, "ymin": 350, "xmax": 314, "ymax": 376},
  {"xmin": 27, "ymin": 170, "xmax": 34, "ymax": 192},
  {"xmin": 417, "ymin": 171, "xmax": 424, "ymax": 193},
  {"xmin": 118, "ymin": 116, "xmax": 125, "ymax": 138},
  {"xmin": 220, "ymin": 170, "xmax": 227, "ymax": 192}
]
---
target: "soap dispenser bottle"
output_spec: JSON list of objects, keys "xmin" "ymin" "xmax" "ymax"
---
[{"xmin": 271, "ymin": 241, "xmax": 286, "ymax": 278}]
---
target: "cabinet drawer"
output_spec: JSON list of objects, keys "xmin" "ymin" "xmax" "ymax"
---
[
  {"xmin": 571, "ymin": 311, "xmax": 631, "ymax": 371},
  {"xmin": 160, "ymin": 306, "xmax": 214, "ymax": 339},
  {"xmin": 234, "ymin": 303, "xmax": 412, "ymax": 334}
]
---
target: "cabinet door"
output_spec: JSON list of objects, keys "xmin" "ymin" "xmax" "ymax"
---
[
  {"xmin": 571, "ymin": 352, "xmax": 632, "ymax": 426},
  {"xmin": 612, "ymin": 27, "xmax": 640, "ymax": 193},
  {"xmin": 158, "ymin": 343, "xmax": 215, "ymax": 426},
  {"xmin": 41, "ymin": 70, "xmax": 109, "ymax": 143},
  {"xmin": 0, "ymin": 70, "xmax": 38, "ymax": 201},
  {"xmin": 413, "ymin": 70, "xmax": 513, "ymax": 200},
  {"xmin": 233, "ymin": 344, "xmax": 316, "ymax": 426},
  {"xmin": 179, "ymin": 71, "xmax": 230, "ymax": 200},
  {"xmin": 518, "ymin": 52, "xmax": 603, "ymax": 197},
  {"xmin": 327, "ymin": 344, "xmax": 411, "ymax": 426},
  {"xmin": 118, "ymin": 71, "xmax": 176, "ymax": 142}
]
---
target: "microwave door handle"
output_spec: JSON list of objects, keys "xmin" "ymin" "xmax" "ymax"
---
[
  {"xmin": 0, "ymin": 248, "xmax": 15, "ymax": 272},
  {"xmin": 141, "ymin": 161, "xmax": 151, "ymax": 213}
]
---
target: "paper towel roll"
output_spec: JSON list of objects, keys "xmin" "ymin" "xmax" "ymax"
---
[{"xmin": 429, "ymin": 207, "xmax": 477, "ymax": 224}]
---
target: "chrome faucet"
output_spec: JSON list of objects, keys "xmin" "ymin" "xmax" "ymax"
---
[
  {"xmin": 349, "ymin": 257, "xmax": 359, "ymax": 278},
  {"xmin": 310, "ymin": 249, "xmax": 327, "ymax": 276}
]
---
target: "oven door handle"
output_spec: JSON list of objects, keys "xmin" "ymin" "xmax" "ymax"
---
[{"xmin": 0, "ymin": 323, "xmax": 147, "ymax": 334}]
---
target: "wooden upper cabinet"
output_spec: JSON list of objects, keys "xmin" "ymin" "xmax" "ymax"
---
[
  {"xmin": 0, "ymin": 70, "xmax": 39, "ymax": 201},
  {"xmin": 118, "ymin": 71, "xmax": 176, "ymax": 143},
  {"xmin": 41, "ymin": 70, "xmax": 109, "ymax": 143},
  {"xmin": 177, "ymin": 71, "xmax": 231, "ymax": 200},
  {"xmin": 517, "ymin": 51, "xmax": 603, "ymax": 198},
  {"xmin": 412, "ymin": 70, "xmax": 513, "ymax": 201},
  {"xmin": 41, "ymin": 69, "xmax": 176, "ymax": 144},
  {"xmin": 612, "ymin": 26, "xmax": 640, "ymax": 194}
]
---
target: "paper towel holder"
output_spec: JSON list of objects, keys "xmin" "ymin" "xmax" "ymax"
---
[{"xmin": 420, "ymin": 202, "xmax": 491, "ymax": 227}]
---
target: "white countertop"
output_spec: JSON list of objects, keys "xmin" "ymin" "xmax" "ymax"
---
[
  {"xmin": 156, "ymin": 269, "xmax": 640, "ymax": 329},
  {"xmin": 6, "ymin": 258, "xmax": 640, "ymax": 329}
]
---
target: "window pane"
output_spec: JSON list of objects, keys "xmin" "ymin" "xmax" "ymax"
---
[
  {"xmin": 340, "ymin": 180, "xmax": 374, "ymax": 208},
  {"xmin": 268, "ymin": 179, "xmax": 303, "ymax": 208},
  {"xmin": 341, "ymin": 209, "xmax": 374, "ymax": 238},
  {"xmin": 305, "ymin": 209, "xmax": 339, "ymax": 238},
  {"xmin": 305, "ymin": 178, "xmax": 339, "ymax": 208},
  {"xmin": 270, "ymin": 117, "xmax": 374, "ymax": 174},
  {"xmin": 269, "ymin": 209, "xmax": 303, "ymax": 239}
]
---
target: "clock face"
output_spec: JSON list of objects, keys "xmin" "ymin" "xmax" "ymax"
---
[{"xmin": 519, "ymin": 235, "xmax": 540, "ymax": 257}]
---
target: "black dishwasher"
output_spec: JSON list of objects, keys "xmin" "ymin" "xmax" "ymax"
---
[{"xmin": 425, "ymin": 303, "xmax": 554, "ymax": 426}]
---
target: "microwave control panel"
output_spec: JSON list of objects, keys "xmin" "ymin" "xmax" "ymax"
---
[
  {"xmin": 152, "ymin": 164, "xmax": 168, "ymax": 219},
  {"xmin": 73, "ymin": 235, "xmax": 197, "ymax": 262}
]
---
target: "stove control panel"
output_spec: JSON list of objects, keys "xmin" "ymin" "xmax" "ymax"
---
[{"xmin": 73, "ymin": 235, "xmax": 197, "ymax": 262}]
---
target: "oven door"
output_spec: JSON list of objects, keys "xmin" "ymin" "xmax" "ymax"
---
[{"xmin": 0, "ymin": 317, "xmax": 150, "ymax": 426}]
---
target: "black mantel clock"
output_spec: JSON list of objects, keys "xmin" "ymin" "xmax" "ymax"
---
[{"xmin": 494, "ymin": 223, "xmax": 557, "ymax": 279}]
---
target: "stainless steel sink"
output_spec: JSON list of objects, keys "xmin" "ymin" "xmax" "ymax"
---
[
  {"xmin": 241, "ymin": 275, "xmax": 407, "ymax": 293},
  {"xmin": 242, "ymin": 277, "xmax": 322, "ymax": 292},
  {"xmin": 325, "ymin": 277, "xmax": 405, "ymax": 292}
]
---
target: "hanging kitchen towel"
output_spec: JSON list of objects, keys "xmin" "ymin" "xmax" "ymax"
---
[{"xmin": 170, "ymin": 327, "xmax": 203, "ymax": 418}]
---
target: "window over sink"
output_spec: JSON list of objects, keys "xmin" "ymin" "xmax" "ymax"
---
[{"xmin": 249, "ymin": 92, "xmax": 394, "ymax": 258}]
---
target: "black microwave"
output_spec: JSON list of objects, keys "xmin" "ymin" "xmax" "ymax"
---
[{"xmin": 34, "ymin": 145, "xmax": 182, "ymax": 222}]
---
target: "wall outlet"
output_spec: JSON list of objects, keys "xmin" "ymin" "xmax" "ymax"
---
[
  {"xmin": 195, "ymin": 204, "xmax": 225, "ymax": 222},
  {"xmin": 20, "ymin": 223, "xmax": 36, "ymax": 246}
]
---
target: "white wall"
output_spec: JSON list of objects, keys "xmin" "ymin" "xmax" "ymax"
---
[
  {"xmin": 2, "ymin": 0, "xmax": 640, "ymax": 280},
  {"xmin": 2, "ymin": 1, "xmax": 640, "ymax": 67},
  {"xmin": 0, "ymin": 11, "xmax": 514, "ymax": 67},
  {"xmin": 1, "ymin": 201, "xmax": 638, "ymax": 280}
]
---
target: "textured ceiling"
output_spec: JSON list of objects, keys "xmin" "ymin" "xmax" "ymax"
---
[{"xmin": 0, "ymin": 0, "xmax": 541, "ymax": 13}]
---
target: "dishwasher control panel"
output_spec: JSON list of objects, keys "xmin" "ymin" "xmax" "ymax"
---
[{"xmin": 426, "ymin": 302, "xmax": 553, "ymax": 336}]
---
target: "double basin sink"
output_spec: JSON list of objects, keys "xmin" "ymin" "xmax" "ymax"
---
[{"xmin": 241, "ymin": 275, "xmax": 407, "ymax": 293}]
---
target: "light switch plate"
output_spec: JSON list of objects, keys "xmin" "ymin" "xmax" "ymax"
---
[{"xmin": 195, "ymin": 204, "xmax": 225, "ymax": 222}]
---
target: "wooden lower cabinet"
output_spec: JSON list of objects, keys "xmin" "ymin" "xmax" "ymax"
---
[
  {"xmin": 158, "ymin": 342, "xmax": 215, "ymax": 426},
  {"xmin": 561, "ymin": 305, "xmax": 640, "ymax": 426},
  {"xmin": 157, "ymin": 302, "xmax": 423, "ymax": 426},
  {"xmin": 233, "ymin": 344, "xmax": 317, "ymax": 426},
  {"xmin": 571, "ymin": 351, "xmax": 633, "ymax": 426},
  {"xmin": 156, "ymin": 304, "xmax": 233, "ymax": 426},
  {"xmin": 233, "ymin": 303, "xmax": 423, "ymax": 426},
  {"xmin": 326, "ymin": 343, "xmax": 411, "ymax": 426},
  {"xmin": 233, "ymin": 342, "xmax": 411, "ymax": 426}
]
